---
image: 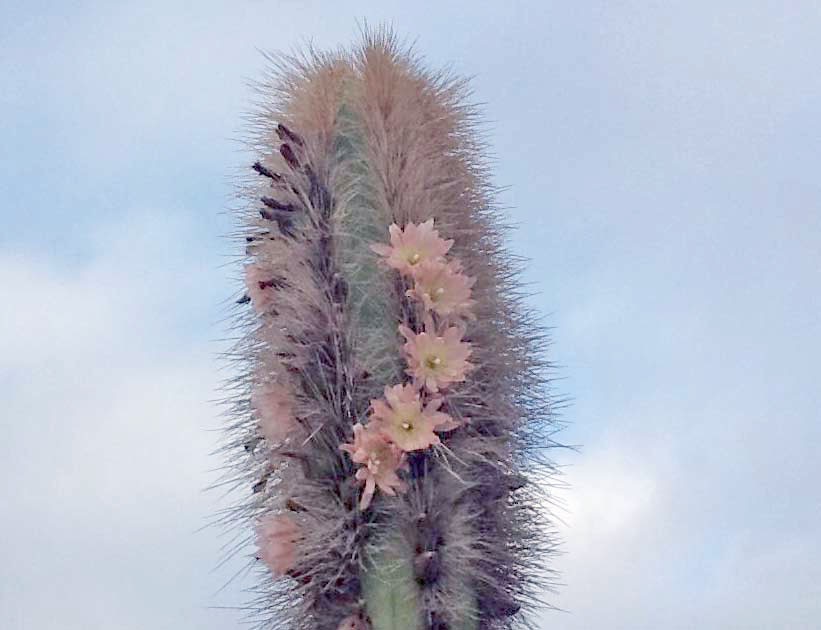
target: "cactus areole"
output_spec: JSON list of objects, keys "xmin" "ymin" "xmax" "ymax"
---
[{"xmin": 223, "ymin": 27, "xmax": 561, "ymax": 630}]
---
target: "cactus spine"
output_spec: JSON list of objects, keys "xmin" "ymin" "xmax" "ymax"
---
[{"xmin": 223, "ymin": 27, "xmax": 560, "ymax": 630}]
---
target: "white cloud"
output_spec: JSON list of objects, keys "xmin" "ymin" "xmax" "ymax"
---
[
  {"xmin": 548, "ymin": 399, "xmax": 821, "ymax": 629},
  {"xmin": 0, "ymin": 211, "xmax": 250, "ymax": 630},
  {"xmin": 0, "ymin": 253, "xmax": 113, "ymax": 367}
]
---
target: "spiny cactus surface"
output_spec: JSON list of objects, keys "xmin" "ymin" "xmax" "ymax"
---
[{"xmin": 220, "ymin": 27, "xmax": 562, "ymax": 630}]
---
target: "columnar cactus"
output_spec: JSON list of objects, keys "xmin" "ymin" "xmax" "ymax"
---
[{"xmin": 223, "ymin": 27, "xmax": 560, "ymax": 630}]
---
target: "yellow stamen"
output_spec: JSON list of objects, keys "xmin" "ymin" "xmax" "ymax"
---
[
  {"xmin": 409, "ymin": 252, "xmax": 421, "ymax": 264},
  {"xmin": 425, "ymin": 355, "xmax": 442, "ymax": 369}
]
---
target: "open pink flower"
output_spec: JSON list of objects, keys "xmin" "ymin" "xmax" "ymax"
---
[
  {"xmin": 341, "ymin": 423, "xmax": 407, "ymax": 510},
  {"xmin": 406, "ymin": 259, "xmax": 476, "ymax": 320},
  {"xmin": 399, "ymin": 320, "xmax": 474, "ymax": 393},
  {"xmin": 256, "ymin": 514, "xmax": 300, "ymax": 576},
  {"xmin": 370, "ymin": 219, "xmax": 454, "ymax": 276},
  {"xmin": 252, "ymin": 382, "xmax": 298, "ymax": 445},
  {"xmin": 370, "ymin": 384, "xmax": 458, "ymax": 451},
  {"xmin": 244, "ymin": 263, "xmax": 278, "ymax": 314}
]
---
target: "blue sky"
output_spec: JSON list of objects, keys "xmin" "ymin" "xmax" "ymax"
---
[{"xmin": 1, "ymin": 2, "xmax": 819, "ymax": 629}]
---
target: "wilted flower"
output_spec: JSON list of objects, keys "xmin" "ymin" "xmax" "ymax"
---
[
  {"xmin": 370, "ymin": 384, "xmax": 458, "ymax": 451},
  {"xmin": 244, "ymin": 263, "xmax": 278, "ymax": 314},
  {"xmin": 252, "ymin": 382, "xmax": 298, "ymax": 445},
  {"xmin": 256, "ymin": 514, "xmax": 300, "ymax": 576},
  {"xmin": 341, "ymin": 423, "xmax": 407, "ymax": 509},
  {"xmin": 406, "ymin": 259, "xmax": 476, "ymax": 320},
  {"xmin": 399, "ymin": 320, "xmax": 474, "ymax": 393},
  {"xmin": 370, "ymin": 219, "xmax": 454, "ymax": 275}
]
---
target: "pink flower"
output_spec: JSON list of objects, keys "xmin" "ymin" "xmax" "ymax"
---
[
  {"xmin": 244, "ymin": 263, "xmax": 278, "ymax": 314},
  {"xmin": 341, "ymin": 423, "xmax": 407, "ymax": 510},
  {"xmin": 337, "ymin": 616, "xmax": 369, "ymax": 630},
  {"xmin": 370, "ymin": 219, "xmax": 454, "ymax": 276},
  {"xmin": 370, "ymin": 384, "xmax": 458, "ymax": 451},
  {"xmin": 399, "ymin": 320, "xmax": 474, "ymax": 393},
  {"xmin": 252, "ymin": 382, "xmax": 298, "ymax": 445},
  {"xmin": 256, "ymin": 514, "xmax": 300, "ymax": 576},
  {"xmin": 406, "ymin": 259, "xmax": 476, "ymax": 320}
]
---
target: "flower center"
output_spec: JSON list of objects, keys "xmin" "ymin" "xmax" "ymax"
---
[
  {"xmin": 400, "ymin": 421, "xmax": 414, "ymax": 432},
  {"xmin": 408, "ymin": 252, "xmax": 421, "ymax": 264},
  {"xmin": 424, "ymin": 355, "xmax": 442, "ymax": 370}
]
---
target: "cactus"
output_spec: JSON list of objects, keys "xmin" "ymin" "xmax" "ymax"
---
[{"xmin": 222, "ymin": 27, "xmax": 561, "ymax": 630}]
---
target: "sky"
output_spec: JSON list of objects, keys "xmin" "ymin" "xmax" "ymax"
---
[{"xmin": 1, "ymin": 2, "xmax": 819, "ymax": 629}]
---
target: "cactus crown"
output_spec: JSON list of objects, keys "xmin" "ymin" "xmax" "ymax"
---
[{"xmin": 221, "ymin": 26, "xmax": 562, "ymax": 630}]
